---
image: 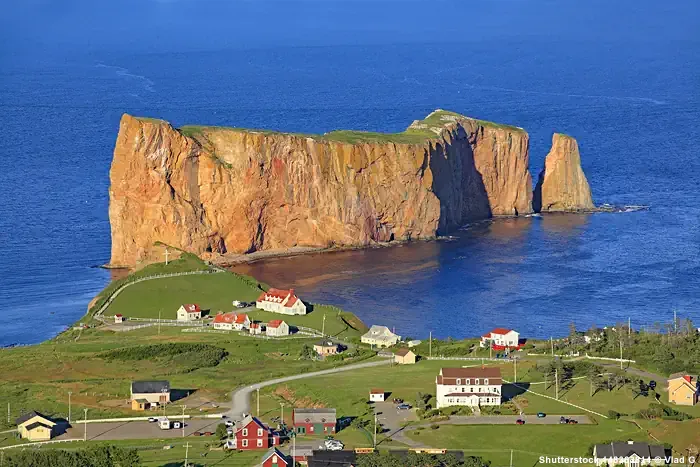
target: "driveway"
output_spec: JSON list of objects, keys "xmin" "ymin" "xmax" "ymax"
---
[
  {"xmin": 433, "ymin": 414, "xmax": 591, "ymax": 425},
  {"xmin": 228, "ymin": 359, "xmax": 393, "ymax": 419},
  {"xmin": 373, "ymin": 401, "xmax": 423, "ymax": 448},
  {"xmin": 55, "ymin": 418, "xmax": 224, "ymax": 441}
]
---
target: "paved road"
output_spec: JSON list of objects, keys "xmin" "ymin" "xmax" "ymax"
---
[
  {"xmin": 430, "ymin": 414, "xmax": 591, "ymax": 425},
  {"xmin": 227, "ymin": 359, "xmax": 393, "ymax": 419},
  {"xmin": 56, "ymin": 419, "xmax": 224, "ymax": 441},
  {"xmin": 373, "ymin": 401, "xmax": 423, "ymax": 448}
]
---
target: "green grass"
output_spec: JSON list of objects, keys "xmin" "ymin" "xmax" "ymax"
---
[{"xmin": 176, "ymin": 109, "xmax": 525, "ymax": 148}]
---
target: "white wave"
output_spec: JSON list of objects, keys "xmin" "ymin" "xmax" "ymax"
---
[{"xmin": 95, "ymin": 63, "xmax": 155, "ymax": 92}]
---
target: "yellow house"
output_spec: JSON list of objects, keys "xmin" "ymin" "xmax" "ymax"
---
[
  {"xmin": 394, "ymin": 348, "xmax": 417, "ymax": 365},
  {"xmin": 16, "ymin": 411, "xmax": 57, "ymax": 441},
  {"xmin": 668, "ymin": 374, "xmax": 698, "ymax": 406}
]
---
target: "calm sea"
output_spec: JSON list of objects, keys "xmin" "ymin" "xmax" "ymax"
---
[{"xmin": 1, "ymin": 0, "xmax": 698, "ymax": 345}]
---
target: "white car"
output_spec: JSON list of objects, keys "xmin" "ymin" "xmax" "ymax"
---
[
  {"xmin": 225, "ymin": 420, "xmax": 234, "ymax": 427},
  {"xmin": 324, "ymin": 440, "xmax": 344, "ymax": 451},
  {"xmin": 147, "ymin": 417, "xmax": 158, "ymax": 423}
]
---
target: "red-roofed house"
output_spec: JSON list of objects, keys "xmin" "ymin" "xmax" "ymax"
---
[
  {"xmin": 480, "ymin": 328, "xmax": 520, "ymax": 350},
  {"xmin": 256, "ymin": 289, "xmax": 307, "ymax": 315},
  {"xmin": 266, "ymin": 320, "xmax": 290, "ymax": 337},
  {"xmin": 668, "ymin": 374, "xmax": 698, "ymax": 406},
  {"xmin": 249, "ymin": 322, "xmax": 262, "ymax": 335},
  {"xmin": 212, "ymin": 312, "xmax": 251, "ymax": 331},
  {"xmin": 114, "ymin": 314, "xmax": 124, "ymax": 324},
  {"xmin": 176, "ymin": 304, "xmax": 202, "ymax": 321}
]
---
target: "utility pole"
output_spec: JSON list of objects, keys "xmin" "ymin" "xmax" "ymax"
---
[
  {"xmin": 158, "ymin": 309, "xmax": 162, "ymax": 335},
  {"xmin": 620, "ymin": 341, "xmax": 623, "ymax": 370},
  {"xmin": 182, "ymin": 405, "xmax": 186, "ymax": 438},
  {"xmin": 280, "ymin": 403, "xmax": 284, "ymax": 425},
  {"xmin": 184, "ymin": 441, "xmax": 189, "ymax": 467},
  {"xmin": 322, "ymin": 314, "xmax": 326, "ymax": 338},
  {"xmin": 373, "ymin": 412, "xmax": 377, "ymax": 448},
  {"xmin": 551, "ymin": 337, "xmax": 554, "ymax": 356},
  {"xmin": 429, "ymin": 331, "xmax": 432, "ymax": 358},
  {"xmin": 83, "ymin": 408, "xmax": 88, "ymax": 441},
  {"xmin": 510, "ymin": 449, "xmax": 513, "ymax": 467},
  {"xmin": 628, "ymin": 317, "xmax": 631, "ymax": 337},
  {"xmin": 68, "ymin": 392, "xmax": 72, "ymax": 423},
  {"xmin": 514, "ymin": 358, "xmax": 517, "ymax": 383},
  {"xmin": 7, "ymin": 403, "xmax": 9, "ymax": 425},
  {"xmin": 555, "ymin": 368, "xmax": 559, "ymax": 400},
  {"xmin": 489, "ymin": 344, "xmax": 492, "ymax": 359},
  {"xmin": 257, "ymin": 388, "xmax": 260, "ymax": 417},
  {"xmin": 674, "ymin": 310, "xmax": 677, "ymax": 333},
  {"xmin": 165, "ymin": 247, "xmax": 169, "ymax": 266}
]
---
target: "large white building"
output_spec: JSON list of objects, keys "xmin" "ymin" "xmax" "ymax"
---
[
  {"xmin": 256, "ymin": 289, "xmax": 307, "ymax": 315},
  {"xmin": 361, "ymin": 325, "xmax": 400, "ymax": 348},
  {"xmin": 435, "ymin": 367, "xmax": 502, "ymax": 408},
  {"xmin": 480, "ymin": 328, "xmax": 520, "ymax": 349}
]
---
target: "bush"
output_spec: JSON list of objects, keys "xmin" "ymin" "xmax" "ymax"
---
[
  {"xmin": 429, "ymin": 424, "xmax": 439, "ymax": 430},
  {"xmin": 608, "ymin": 410, "xmax": 621, "ymax": 420},
  {"xmin": 100, "ymin": 343, "xmax": 228, "ymax": 371},
  {"xmin": 635, "ymin": 403, "xmax": 693, "ymax": 421}
]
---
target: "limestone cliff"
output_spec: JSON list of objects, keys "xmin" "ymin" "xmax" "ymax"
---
[
  {"xmin": 533, "ymin": 133, "xmax": 594, "ymax": 212},
  {"xmin": 108, "ymin": 110, "xmax": 533, "ymax": 267}
]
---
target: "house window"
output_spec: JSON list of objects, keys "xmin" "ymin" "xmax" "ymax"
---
[
  {"xmin": 257, "ymin": 439, "xmax": 263, "ymax": 447},
  {"xmin": 242, "ymin": 428, "xmax": 248, "ymax": 436},
  {"xmin": 484, "ymin": 379, "xmax": 488, "ymax": 385},
  {"xmin": 475, "ymin": 379, "xmax": 480, "ymax": 384},
  {"xmin": 461, "ymin": 387, "xmax": 465, "ymax": 392},
  {"xmin": 257, "ymin": 428, "xmax": 263, "ymax": 437},
  {"xmin": 456, "ymin": 379, "xmax": 461, "ymax": 384},
  {"xmin": 242, "ymin": 439, "xmax": 248, "ymax": 447},
  {"xmin": 310, "ymin": 425, "xmax": 314, "ymax": 432},
  {"xmin": 272, "ymin": 455, "xmax": 278, "ymax": 463}
]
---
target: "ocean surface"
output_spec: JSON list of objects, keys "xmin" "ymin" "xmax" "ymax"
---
[{"xmin": 1, "ymin": 0, "xmax": 698, "ymax": 345}]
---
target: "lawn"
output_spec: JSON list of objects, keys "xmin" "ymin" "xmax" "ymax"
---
[{"xmin": 405, "ymin": 420, "xmax": 651, "ymax": 466}]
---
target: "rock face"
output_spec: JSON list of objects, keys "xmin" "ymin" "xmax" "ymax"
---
[
  {"xmin": 533, "ymin": 133, "xmax": 594, "ymax": 213},
  {"xmin": 108, "ymin": 110, "xmax": 534, "ymax": 267}
]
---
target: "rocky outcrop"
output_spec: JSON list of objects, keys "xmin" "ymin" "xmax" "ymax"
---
[
  {"xmin": 108, "ymin": 110, "xmax": 534, "ymax": 267},
  {"xmin": 533, "ymin": 133, "xmax": 594, "ymax": 212}
]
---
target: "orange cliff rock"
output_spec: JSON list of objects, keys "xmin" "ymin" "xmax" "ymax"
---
[
  {"xmin": 108, "ymin": 110, "xmax": 534, "ymax": 267},
  {"xmin": 533, "ymin": 133, "xmax": 594, "ymax": 213}
]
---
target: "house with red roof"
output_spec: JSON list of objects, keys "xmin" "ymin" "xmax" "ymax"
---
[
  {"xmin": 480, "ymin": 328, "xmax": 520, "ymax": 350},
  {"xmin": 176, "ymin": 304, "xmax": 202, "ymax": 321},
  {"xmin": 256, "ymin": 288, "xmax": 307, "ymax": 315},
  {"xmin": 668, "ymin": 374, "xmax": 698, "ymax": 406},
  {"xmin": 212, "ymin": 312, "xmax": 251, "ymax": 331},
  {"xmin": 226, "ymin": 415, "xmax": 280, "ymax": 450},
  {"xmin": 249, "ymin": 322, "xmax": 262, "ymax": 335},
  {"xmin": 266, "ymin": 319, "xmax": 290, "ymax": 337}
]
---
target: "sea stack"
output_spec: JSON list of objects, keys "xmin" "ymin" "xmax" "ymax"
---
[
  {"xmin": 533, "ymin": 133, "xmax": 594, "ymax": 213},
  {"xmin": 108, "ymin": 110, "xmax": 533, "ymax": 267}
]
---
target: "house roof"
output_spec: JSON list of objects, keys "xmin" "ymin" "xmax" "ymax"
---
[
  {"xmin": 293, "ymin": 408, "xmax": 337, "ymax": 424},
  {"xmin": 131, "ymin": 380, "xmax": 170, "ymax": 394},
  {"xmin": 314, "ymin": 340, "xmax": 337, "ymax": 348},
  {"xmin": 235, "ymin": 415, "xmax": 267, "ymax": 433},
  {"xmin": 394, "ymin": 348, "xmax": 413, "ymax": 357},
  {"xmin": 16, "ymin": 411, "xmax": 54, "ymax": 426},
  {"xmin": 437, "ymin": 367, "xmax": 502, "ymax": 385},
  {"xmin": 257, "ymin": 288, "xmax": 300, "ymax": 308},
  {"xmin": 234, "ymin": 313, "xmax": 249, "ymax": 324},
  {"xmin": 308, "ymin": 450, "xmax": 357, "ymax": 467},
  {"xmin": 115, "ymin": 314, "xmax": 123, "ymax": 317},
  {"xmin": 250, "ymin": 322, "xmax": 260, "ymax": 328},
  {"xmin": 181, "ymin": 304, "xmax": 200, "ymax": 313},
  {"xmin": 24, "ymin": 421, "xmax": 53, "ymax": 431},
  {"xmin": 292, "ymin": 445, "xmax": 315, "ymax": 458},
  {"xmin": 268, "ymin": 319, "xmax": 285, "ymax": 328},
  {"xmin": 370, "ymin": 389, "xmax": 384, "ymax": 394},
  {"xmin": 490, "ymin": 328, "xmax": 514, "ymax": 335},
  {"xmin": 444, "ymin": 392, "xmax": 501, "ymax": 397},
  {"xmin": 261, "ymin": 447, "xmax": 289, "ymax": 465},
  {"xmin": 212, "ymin": 312, "xmax": 236, "ymax": 324},
  {"xmin": 594, "ymin": 441, "xmax": 665, "ymax": 459}
]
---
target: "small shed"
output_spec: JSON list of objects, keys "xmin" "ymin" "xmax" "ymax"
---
[
  {"xmin": 394, "ymin": 348, "xmax": 416, "ymax": 365},
  {"xmin": 114, "ymin": 314, "xmax": 124, "ymax": 324},
  {"xmin": 369, "ymin": 389, "xmax": 385, "ymax": 402}
]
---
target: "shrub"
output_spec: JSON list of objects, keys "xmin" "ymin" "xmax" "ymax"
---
[
  {"xmin": 100, "ymin": 343, "xmax": 228, "ymax": 371},
  {"xmin": 608, "ymin": 410, "xmax": 621, "ymax": 420}
]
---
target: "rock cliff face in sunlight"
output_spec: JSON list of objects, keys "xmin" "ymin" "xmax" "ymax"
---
[
  {"xmin": 108, "ymin": 110, "xmax": 539, "ymax": 267},
  {"xmin": 533, "ymin": 133, "xmax": 594, "ymax": 213}
]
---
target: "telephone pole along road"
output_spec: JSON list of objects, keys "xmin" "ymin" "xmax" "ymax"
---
[{"xmin": 227, "ymin": 359, "xmax": 393, "ymax": 419}]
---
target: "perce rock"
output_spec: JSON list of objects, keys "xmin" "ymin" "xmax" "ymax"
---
[
  {"xmin": 108, "ymin": 110, "xmax": 591, "ymax": 267},
  {"xmin": 533, "ymin": 133, "xmax": 595, "ymax": 213}
]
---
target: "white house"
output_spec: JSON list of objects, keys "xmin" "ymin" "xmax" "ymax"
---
[
  {"xmin": 593, "ymin": 441, "xmax": 666, "ymax": 466},
  {"xmin": 369, "ymin": 389, "xmax": 385, "ymax": 402},
  {"xmin": 176, "ymin": 304, "xmax": 202, "ymax": 321},
  {"xmin": 266, "ymin": 320, "xmax": 289, "ymax": 337},
  {"xmin": 249, "ymin": 322, "xmax": 262, "ymax": 335},
  {"xmin": 213, "ymin": 312, "xmax": 250, "ymax": 331},
  {"xmin": 114, "ymin": 314, "xmax": 124, "ymax": 324},
  {"xmin": 361, "ymin": 325, "xmax": 400, "ymax": 347},
  {"xmin": 480, "ymin": 328, "xmax": 520, "ymax": 349},
  {"xmin": 435, "ymin": 367, "xmax": 502, "ymax": 409},
  {"xmin": 256, "ymin": 289, "xmax": 307, "ymax": 315}
]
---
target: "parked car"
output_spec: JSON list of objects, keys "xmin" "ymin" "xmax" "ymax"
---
[
  {"xmin": 516, "ymin": 419, "xmax": 525, "ymax": 425},
  {"xmin": 324, "ymin": 439, "xmax": 344, "ymax": 451},
  {"xmin": 148, "ymin": 417, "xmax": 158, "ymax": 423},
  {"xmin": 537, "ymin": 412, "xmax": 546, "ymax": 418},
  {"xmin": 559, "ymin": 417, "xmax": 568, "ymax": 424},
  {"xmin": 193, "ymin": 432, "xmax": 203, "ymax": 436},
  {"xmin": 649, "ymin": 380, "xmax": 657, "ymax": 390},
  {"xmin": 397, "ymin": 403, "xmax": 411, "ymax": 410},
  {"xmin": 567, "ymin": 419, "xmax": 578, "ymax": 425},
  {"xmin": 392, "ymin": 398, "xmax": 404, "ymax": 404},
  {"xmin": 203, "ymin": 431, "xmax": 213, "ymax": 436}
]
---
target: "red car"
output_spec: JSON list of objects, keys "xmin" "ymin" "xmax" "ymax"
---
[
  {"xmin": 567, "ymin": 419, "xmax": 578, "ymax": 424},
  {"xmin": 516, "ymin": 419, "xmax": 525, "ymax": 425}
]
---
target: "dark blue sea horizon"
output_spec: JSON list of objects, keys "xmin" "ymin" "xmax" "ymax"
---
[{"xmin": 1, "ymin": 0, "xmax": 698, "ymax": 345}]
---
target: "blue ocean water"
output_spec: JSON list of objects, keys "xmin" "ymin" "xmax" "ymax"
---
[{"xmin": 1, "ymin": 0, "xmax": 698, "ymax": 345}]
